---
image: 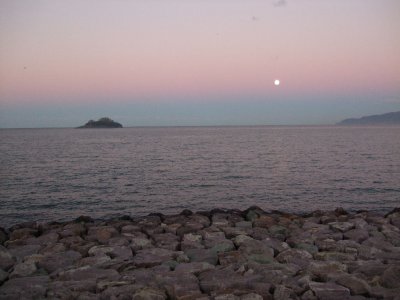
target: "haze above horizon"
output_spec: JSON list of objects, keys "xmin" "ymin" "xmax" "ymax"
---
[{"xmin": 1, "ymin": 0, "xmax": 400, "ymax": 128}]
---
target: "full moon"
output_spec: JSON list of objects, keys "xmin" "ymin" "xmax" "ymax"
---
[{"xmin": 274, "ymin": 79, "xmax": 280, "ymax": 86}]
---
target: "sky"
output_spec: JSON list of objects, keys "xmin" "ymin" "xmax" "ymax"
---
[{"xmin": 0, "ymin": 0, "xmax": 399, "ymax": 128}]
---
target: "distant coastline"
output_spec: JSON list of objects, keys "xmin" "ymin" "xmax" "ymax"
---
[
  {"xmin": 337, "ymin": 111, "xmax": 400, "ymax": 125},
  {"xmin": 78, "ymin": 117, "xmax": 123, "ymax": 128}
]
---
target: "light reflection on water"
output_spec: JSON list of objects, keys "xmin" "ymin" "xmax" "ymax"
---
[{"xmin": 0, "ymin": 126, "xmax": 399, "ymax": 227}]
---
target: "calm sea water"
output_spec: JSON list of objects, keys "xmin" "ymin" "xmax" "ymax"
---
[{"xmin": 1, "ymin": 126, "xmax": 399, "ymax": 227}]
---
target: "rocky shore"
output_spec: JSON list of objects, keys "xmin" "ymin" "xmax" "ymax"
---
[{"xmin": 1, "ymin": 207, "xmax": 400, "ymax": 300}]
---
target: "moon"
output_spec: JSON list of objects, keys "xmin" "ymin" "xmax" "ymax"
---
[{"xmin": 274, "ymin": 79, "xmax": 280, "ymax": 86}]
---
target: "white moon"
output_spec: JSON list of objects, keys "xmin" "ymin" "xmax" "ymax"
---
[{"xmin": 274, "ymin": 79, "xmax": 280, "ymax": 86}]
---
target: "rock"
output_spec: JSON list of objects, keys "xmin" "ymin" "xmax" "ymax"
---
[
  {"xmin": 133, "ymin": 248, "xmax": 176, "ymax": 268},
  {"xmin": 301, "ymin": 290, "xmax": 317, "ymax": 300},
  {"xmin": 131, "ymin": 237, "xmax": 154, "ymax": 251},
  {"xmin": 233, "ymin": 235, "xmax": 254, "ymax": 247},
  {"xmin": 210, "ymin": 240, "xmax": 235, "ymax": 254},
  {"xmin": 268, "ymin": 225, "xmax": 288, "ymax": 239},
  {"xmin": 379, "ymin": 265, "xmax": 400, "ymax": 288},
  {"xmin": 88, "ymin": 245, "xmax": 132, "ymax": 260},
  {"xmin": 343, "ymin": 229, "xmax": 369, "ymax": 243},
  {"xmin": 240, "ymin": 293, "xmax": 263, "ymax": 300},
  {"xmin": 0, "ymin": 268, "xmax": 8, "ymax": 284},
  {"xmin": 133, "ymin": 287, "xmax": 167, "ymax": 300},
  {"xmin": 181, "ymin": 233, "xmax": 204, "ymax": 251},
  {"xmin": 8, "ymin": 244, "xmax": 41, "ymax": 262},
  {"xmin": 0, "ymin": 275, "xmax": 49, "ymax": 299},
  {"xmin": 307, "ymin": 261, "xmax": 348, "ymax": 281},
  {"xmin": 236, "ymin": 221, "xmax": 253, "ymax": 229},
  {"xmin": 314, "ymin": 251, "xmax": 356, "ymax": 262},
  {"xmin": 9, "ymin": 228, "xmax": 38, "ymax": 241},
  {"xmin": 47, "ymin": 279, "xmax": 97, "ymax": 298},
  {"xmin": 57, "ymin": 265, "xmax": 120, "ymax": 281},
  {"xmin": 329, "ymin": 222, "xmax": 355, "ymax": 233},
  {"xmin": 185, "ymin": 248, "xmax": 218, "ymax": 265},
  {"xmin": 276, "ymin": 249, "xmax": 312, "ymax": 268},
  {"xmin": 294, "ymin": 243, "xmax": 319, "ymax": 255},
  {"xmin": 239, "ymin": 239, "xmax": 275, "ymax": 264},
  {"xmin": 74, "ymin": 215, "xmax": 94, "ymax": 223},
  {"xmin": 222, "ymin": 226, "xmax": 251, "ymax": 239},
  {"xmin": 157, "ymin": 272, "xmax": 203, "ymax": 299},
  {"xmin": 0, "ymin": 245, "xmax": 15, "ymax": 271},
  {"xmin": 333, "ymin": 274, "xmax": 370, "ymax": 296},
  {"xmin": 253, "ymin": 215, "xmax": 276, "ymax": 228},
  {"xmin": 9, "ymin": 261, "xmax": 37, "ymax": 278},
  {"xmin": 274, "ymin": 285, "xmax": 295, "ymax": 300},
  {"xmin": 153, "ymin": 233, "xmax": 180, "ymax": 251},
  {"xmin": 262, "ymin": 237, "xmax": 290, "ymax": 255},
  {"xmin": 0, "ymin": 228, "xmax": 7, "ymax": 245},
  {"xmin": 199, "ymin": 268, "xmax": 253, "ymax": 294},
  {"xmin": 38, "ymin": 250, "xmax": 82, "ymax": 273},
  {"xmin": 309, "ymin": 282, "xmax": 350, "ymax": 300},
  {"xmin": 175, "ymin": 262, "xmax": 215, "ymax": 275},
  {"xmin": 87, "ymin": 226, "xmax": 118, "ymax": 243},
  {"xmin": 218, "ymin": 251, "xmax": 247, "ymax": 267},
  {"xmin": 60, "ymin": 223, "xmax": 86, "ymax": 237},
  {"xmin": 26, "ymin": 232, "xmax": 59, "ymax": 246}
]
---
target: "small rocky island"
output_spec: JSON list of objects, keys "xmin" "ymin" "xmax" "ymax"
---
[
  {"xmin": 337, "ymin": 111, "xmax": 400, "ymax": 125},
  {"xmin": 0, "ymin": 207, "xmax": 399, "ymax": 299},
  {"xmin": 78, "ymin": 117, "xmax": 123, "ymax": 128}
]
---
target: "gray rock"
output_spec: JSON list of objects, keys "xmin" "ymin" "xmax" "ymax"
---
[
  {"xmin": 343, "ymin": 229, "xmax": 369, "ymax": 243},
  {"xmin": 132, "ymin": 287, "xmax": 167, "ymax": 300},
  {"xmin": 9, "ymin": 261, "xmax": 37, "ymax": 278},
  {"xmin": 380, "ymin": 265, "xmax": 400, "ymax": 288},
  {"xmin": 199, "ymin": 268, "xmax": 254, "ymax": 294},
  {"xmin": 218, "ymin": 251, "xmax": 247, "ymax": 266},
  {"xmin": 0, "ymin": 245, "xmax": 15, "ymax": 271},
  {"xmin": 8, "ymin": 244, "xmax": 41, "ymax": 262},
  {"xmin": 309, "ymin": 282, "xmax": 350, "ymax": 300},
  {"xmin": 314, "ymin": 251, "xmax": 356, "ymax": 262},
  {"xmin": 276, "ymin": 249, "xmax": 312, "ymax": 268},
  {"xmin": 236, "ymin": 221, "xmax": 253, "ymax": 229},
  {"xmin": 47, "ymin": 279, "xmax": 97, "ymax": 298},
  {"xmin": 274, "ymin": 285, "xmax": 295, "ymax": 300},
  {"xmin": 130, "ymin": 237, "xmax": 154, "ymax": 251},
  {"xmin": 333, "ymin": 274, "xmax": 370, "ymax": 296},
  {"xmin": 88, "ymin": 245, "xmax": 133, "ymax": 260},
  {"xmin": 153, "ymin": 233, "xmax": 180, "ymax": 251},
  {"xmin": 38, "ymin": 250, "xmax": 82, "ymax": 273},
  {"xmin": 0, "ymin": 275, "xmax": 49, "ymax": 299},
  {"xmin": 186, "ymin": 248, "xmax": 219, "ymax": 265},
  {"xmin": 26, "ymin": 232, "xmax": 59, "ymax": 246},
  {"xmin": 253, "ymin": 215, "xmax": 276, "ymax": 228},
  {"xmin": 175, "ymin": 262, "xmax": 215, "ymax": 275},
  {"xmin": 60, "ymin": 222, "xmax": 86, "ymax": 237},
  {"xmin": 157, "ymin": 272, "xmax": 202, "ymax": 299},
  {"xmin": 301, "ymin": 290, "xmax": 317, "ymax": 300},
  {"xmin": 0, "ymin": 268, "xmax": 8, "ymax": 284},
  {"xmin": 307, "ymin": 261, "xmax": 347, "ymax": 281},
  {"xmin": 240, "ymin": 293, "xmax": 263, "ymax": 300},
  {"xmin": 329, "ymin": 222, "xmax": 355, "ymax": 232},
  {"xmin": 262, "ymin": 237, "xmax": 290, "ymax": 255},
  {"xmin": 133, "ymin": 248, "xmax": 176, "ymax": 268},
  {"xmin": 87, "ymin": 225, "xmax": 119, "ymax": 243},
  {"xmin": 57, "ymin": 265, "xmax": 120, "ymax": 281},
  {"xmin": 9, "ymin": 228, "xmax": 37, "ymax": 241}
]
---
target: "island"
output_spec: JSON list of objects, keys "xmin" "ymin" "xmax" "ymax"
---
[
  {"xmin": 78, "ymin": 117, "xmax": 123, "ymax": 128},
  {"xmin": 337, "ymin": 111, "xmax": 400, "ymax": 125}
]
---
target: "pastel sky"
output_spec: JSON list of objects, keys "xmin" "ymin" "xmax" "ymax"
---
[{"xmin": 1, "ymin": 0, "xmax": 399, "ymax": 127}]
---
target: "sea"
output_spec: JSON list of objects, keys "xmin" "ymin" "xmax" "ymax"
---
[{"xmin": 1, "ymin": 126, "xmax": 399, "ymax": 227}]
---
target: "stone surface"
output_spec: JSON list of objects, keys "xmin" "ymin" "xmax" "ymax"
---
[
  {"xmin": 309, "ymin": 282, "xmax": 351, "ymax": 300},
  {"xmin": 0, "ymin": 208, "xmax": 399, "ymax": 299}
]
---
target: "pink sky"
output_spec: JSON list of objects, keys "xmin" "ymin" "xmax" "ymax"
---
[{"xmin": 0, "ymin": 0, "xmax": 399, "ymax": 126}]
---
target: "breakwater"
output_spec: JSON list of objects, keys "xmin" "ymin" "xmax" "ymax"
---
[{"xmin": 1, "ymin": 207, "xmax": 400, "ymax": 299}]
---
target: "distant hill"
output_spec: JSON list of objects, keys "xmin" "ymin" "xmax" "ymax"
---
[
  {"xmin": 78, "ymin": 117, "xmax": 123, "ymax": 128},
  {"xmin": 337, "ymin": 111, "xmax": 400, "ymax": 125}
]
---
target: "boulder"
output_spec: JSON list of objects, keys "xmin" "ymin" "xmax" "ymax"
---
[
  {"xmin": 175, "ymin": 262, "xmax": 215, "ymax": 275},
  {"xmin": 9, "ymin": 261, "xmax": 37, "ymax": 278},
  {"xmin": 379, "ymin": 265, "xmax": 400, "ymax": 288},
  {"xmin": 57, "ymin": 265, "xmax": 120, "ymax": 281},
  {"xmin": 0, "ymin": 275, "xmax": 49, "ymax": 299},
  {"xmin": 87, "ymin": 226, "xmax": 119, "ymax": 244},
  {"xmin": 0, "ymin": 245, "xmax": 15, "ymax": 271},
  {"xmin": 186, "ymin": 248, "xmax": 219, "ymax": 265},
  {"xmin": 309, "ymin": 282, "xmax": 350, "ymax": 300},
  {"xmin": 133, "ymin": 248, "xmax": 176, "ymax": 268},
  {"xmin": 38, "ymin": 250, "xmax": 82, "ymax": 273}
]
